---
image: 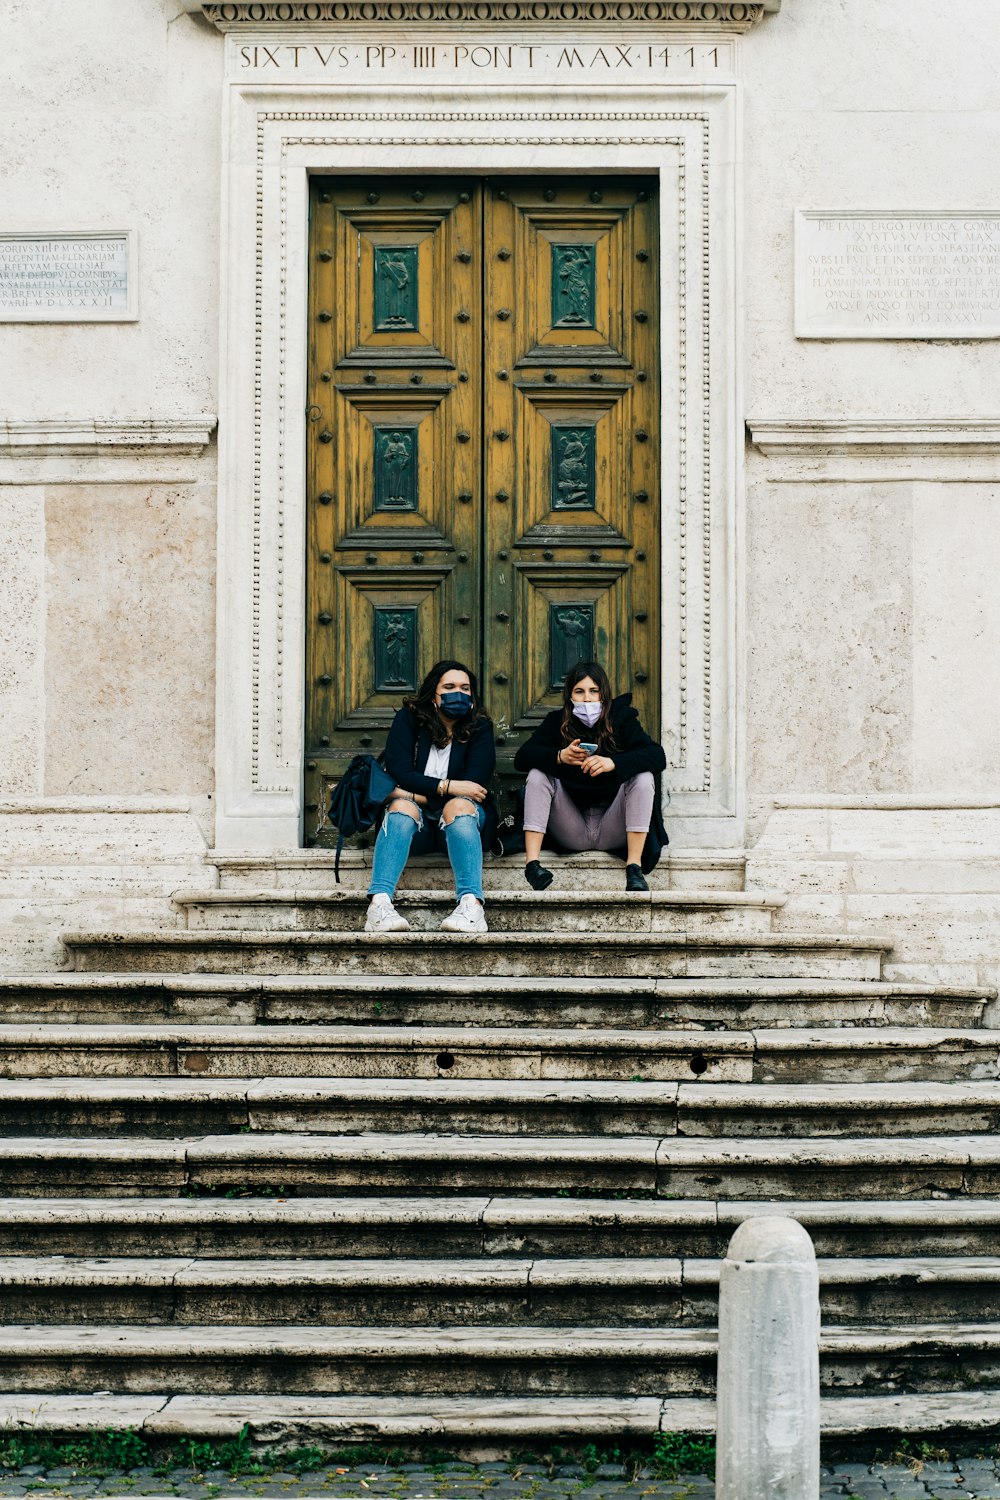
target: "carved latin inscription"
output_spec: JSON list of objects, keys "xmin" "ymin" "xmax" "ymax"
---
[
  {"xmin": 0, "ymin": 232, "xmax": 136, "ymax": 322},
  {"xmin": 796, "ymin": 211, "xmax": 1000, "ymax": 338},
  {"xmin": 232, "ymin": 38, "xmax": 733, "ymax": 83}
]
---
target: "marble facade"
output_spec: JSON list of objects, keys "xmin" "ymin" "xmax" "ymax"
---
[{"xmin": 1, "ymin": 0, "xmax": 999, "ymax": 980}]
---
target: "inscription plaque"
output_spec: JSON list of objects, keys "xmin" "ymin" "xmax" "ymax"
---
[
  {"xmin": 232, "ymin": 37, "xmax": 734, "ymax": 84},
  {"xmin": 0, "ymin": 232, "xmax": 137, "ymax": 322},
  {"xmin": 796, "ymin": 211, "xmax": 1000, "ymax": 339}
]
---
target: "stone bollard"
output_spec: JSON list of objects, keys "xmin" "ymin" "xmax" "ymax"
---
[{"xmin": 716, "ymin": 1215, "xmax": 820, "ymax": 1500}]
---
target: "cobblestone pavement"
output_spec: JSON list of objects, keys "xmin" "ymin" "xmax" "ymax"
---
[{"xmin": 4, "ymin": 1458, "xmax": 1000, "ymax": 1500}]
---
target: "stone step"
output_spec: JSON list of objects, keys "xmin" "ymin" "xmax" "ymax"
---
[
  {"xmin": 3, "ymin": 1076, "xmax": 1000, "ymax": 1139},
  {"xmin": 5, "ymin": 1132, "xmax": 1000, "ymax": 1199},
  {"xmin": 62, "ymin": 928, "xmax": 889, "ymax": 980},
  {"xmin": 0, "ymin": 1320, "xmax": 996, "ymax": 1396},
  {"xmin": 6, "ymin": 1253, "xmax": 1000, "ymax": 1326},
  {"xmin": 0, "ymin": 973, "xmax": 986, "ymax": 1029},
  {"xmin": 5, "ymin": 1388, "xmax": 1000, "ymax": 1445},
  {"xmin": 0, "ymin": 1322, "xmax": 716, "ymax": 1397},
  {"xmin": 175, "ymin": 888, "xmax": 785, "ymax": 935},
  {"xmin": 0, "ymin": 1024, "xmax": 997, "ymax": 1084},
  {"xmin": 6, "ymin": 1195, "xmax": 1000, "ymax": 1260},
  {"xmin": 209, "ymin": 848, "xmax": 748, "ymax": 894}
]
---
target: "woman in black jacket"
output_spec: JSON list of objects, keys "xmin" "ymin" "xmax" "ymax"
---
[
  {"xmin": 513, "ymin": 660, "xmax": 667, "ymax": 892},
  {"xmin": 366, "ymin": 659, "xmax": 497, "ymax": 935}
]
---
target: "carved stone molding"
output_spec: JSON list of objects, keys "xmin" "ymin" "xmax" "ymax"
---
[
  {"xmin": 748, "ymin": 417, "xmax": 1000, "ymax": 458},
  {"xmin": 214, "ymin": 89, "xmax": 741, "ymax": 848},
  {"xmin": 189, "ymin": 0, "xmax": 775, "ymax": 28},
  {"xmin": 0, "ymin": 417, "xmax": 218, "ymax": 458},
  {"xmin": 0, "ymin": 416, "xmax": 218, "ymax": 484}
]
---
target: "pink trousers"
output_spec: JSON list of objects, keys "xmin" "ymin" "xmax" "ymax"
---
[{"xmin": 522, "ymin": 768, "xmax": 655, "ymax": 851}]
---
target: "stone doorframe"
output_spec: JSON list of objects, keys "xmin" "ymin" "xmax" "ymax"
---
[{"xmin": 212, "ymin": 51, "xmax": 743, "ymax": 850}]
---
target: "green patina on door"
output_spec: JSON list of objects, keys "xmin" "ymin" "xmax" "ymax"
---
[{"xmin": 305, "ymin": 175, "xmax": 660, "ymax": 841}]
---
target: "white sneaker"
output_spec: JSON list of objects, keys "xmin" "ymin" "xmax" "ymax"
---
[
  {"xmin": 364, "ymin": 895, "xmax": 410, "ymax": 933},
  {"xmin": 440, "ymin": 895, "xmax": 488, "ymax": 934}
]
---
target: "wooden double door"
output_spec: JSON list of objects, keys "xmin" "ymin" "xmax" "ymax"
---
[{"xmin": 305, "ymin": 174, "xmax": 660, "ymax": 836}]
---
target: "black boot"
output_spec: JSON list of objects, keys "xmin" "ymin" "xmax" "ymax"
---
[
  {"xmin": 525, "ymin": 859, "xmax": 554, "ymax": 891},
  {"xmin": 625, "ymin": 863, "xmax": 649, "ymax": 893}
]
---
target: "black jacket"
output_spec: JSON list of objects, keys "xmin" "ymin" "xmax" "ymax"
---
[
  {"xmin": 382, "ymin": 706, "xmax": 498, "ymax": 845},
  {"xmin": 513, "ymin": 694, "xmax": 668, "ymax": 870}
]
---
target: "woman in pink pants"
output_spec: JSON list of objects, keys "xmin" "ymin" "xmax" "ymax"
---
[{"xmin": 513, "ymin": 660, "xmax": 668, "ymax": 893}]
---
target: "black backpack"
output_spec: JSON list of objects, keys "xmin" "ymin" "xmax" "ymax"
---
[{"xmin": 327, "ymin": 753, "xmax": 397, "ymax": 883}]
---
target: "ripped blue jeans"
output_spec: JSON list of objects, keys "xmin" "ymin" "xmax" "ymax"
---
[{"xmin": 368, "ymin": 802, "xmax": 487, "ymax": 902}]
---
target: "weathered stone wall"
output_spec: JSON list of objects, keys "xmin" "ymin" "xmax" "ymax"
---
[
  {"xmin": 1, "ymin": 0, "xmax": 999, "ymax": 978},
  {"xmin": 0, "ymin": 1, "xmax": 221, "ymax": 965},
  {"xmin": 737, "ymin": 0, "xmax": 1000, "ymax": 992}
]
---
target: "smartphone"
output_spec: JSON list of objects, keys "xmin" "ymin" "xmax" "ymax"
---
[{"xmin": 579, "ymin": 742, "xmax": 598, "ymax": 754}]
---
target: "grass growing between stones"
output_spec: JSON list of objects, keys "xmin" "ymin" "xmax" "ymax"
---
[
  {"xmin": 650, "ymin": 1434, "xmax": 715, "ymax": 1479},
  {"xmin": 0, "ymin": 1427, "xmax": 149, "ymax": 1475},
  {"xmin": 0, "ymin": 1429, "xmax": 717, "ymax": 1482}
]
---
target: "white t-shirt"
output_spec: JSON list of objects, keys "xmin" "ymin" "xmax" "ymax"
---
[{"xmin": 423, "ymin": 742, "xmax": 453, "ymax": 782}]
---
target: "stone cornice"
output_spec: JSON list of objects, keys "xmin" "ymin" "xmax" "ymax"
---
[
  {"xmin": 747, "ymin": 418, "xmax": 1000, "ymax": 458},
  {"xmin": 185, "ymin": 0, "xmax": 776, "ymax": 29},
  {"xmin": 0, "ymin": 417, "xmax": 218, "ymax": 458}
]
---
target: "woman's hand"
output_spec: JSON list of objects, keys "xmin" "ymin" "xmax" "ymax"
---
[
  {"xmin": 558, "ymin": 740, "xmax": 589, "ymax": 767},
  {"xmin": 445, "ymin": 779, "xmax": 487, "ymax": 803},
  {"xmin": 583, "ymin": 754, "xmax": 616, "ymax": 777}
]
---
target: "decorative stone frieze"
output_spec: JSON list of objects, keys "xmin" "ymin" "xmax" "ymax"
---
[{"xmin": 188, "ymin": 0, "xmax": 775, "ymax": 28}]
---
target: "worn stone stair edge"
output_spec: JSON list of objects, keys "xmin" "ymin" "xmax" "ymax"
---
[
  {"xmin": 3, "ymin": 1319, "xmax": 1000, "ymax": 1355},
  {"xmin": 1, "ymin": 974, "xmax": 989, "ymax": 998},
  {"xmin": 3, "ymin": 1023, "xmax": 999, "ymax": 1054},
  {"xmin": 8, "ymin": 1130, "xmax": 1000, "ymax": 1166},
  {"xmin": 6, "ymin": 1193, "xmax": 1000, "ymax": 1228},
  {"xmin": 60, "ymin": 928, "xmax": 893, "ymax": 950},
  {"xmin": 7, "ymin": 1075, "xmax": 1000, "ymax": 1106},
  {"xmin": 4, "ymin": 1390, "xmax": 1000, "ymax": 1441},
  {"xmin": 173, "ymin": 888, "xmax": 787, "ymax": 908},
  {"xmin": 207, "ymin": 848, "xmax": 747, "ymax": 870},
  {"xmin": 5, "ymin": 1252, "xmax": 1000, "ymax": 1290}
]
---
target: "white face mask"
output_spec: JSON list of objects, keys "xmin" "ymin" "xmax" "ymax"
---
[{"xmin": 572, "ymin": 700, "xmax": 603, "ymax": 728}]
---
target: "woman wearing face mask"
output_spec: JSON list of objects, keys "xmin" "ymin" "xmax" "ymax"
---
[
  {"xmin": 365, "ymin": 659, "xmax": 498, "ymax": 935},
  {"xmin": 513, "ymin": 660, "xmax": 667, "ymax": 893}
]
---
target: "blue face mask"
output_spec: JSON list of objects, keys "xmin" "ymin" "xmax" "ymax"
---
[{"xmin": 439, "ymin": 690, "xmax": 473, "ymax": 719}]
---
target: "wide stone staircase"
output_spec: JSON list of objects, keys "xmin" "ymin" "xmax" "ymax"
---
[{"xmin": 2, "ymin": 851, "xmax": 1000, "ymax": 1452}]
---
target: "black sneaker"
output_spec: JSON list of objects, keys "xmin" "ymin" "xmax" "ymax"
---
[
  {"xmin": 625, "ymin": 863, "xmax": 649, "ymax": 893},
  {"xmin": 525, "ymin": 860, "xmax": 554, "ymax": 891}
]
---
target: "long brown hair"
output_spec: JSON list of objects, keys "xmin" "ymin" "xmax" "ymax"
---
[
  {"xmin": 559, "ymin": 660, "xmax": 617, "ymax": 752},
  {"xmin": 404, "ymin": 659, "xmax": 490, "ymax": 748}
]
